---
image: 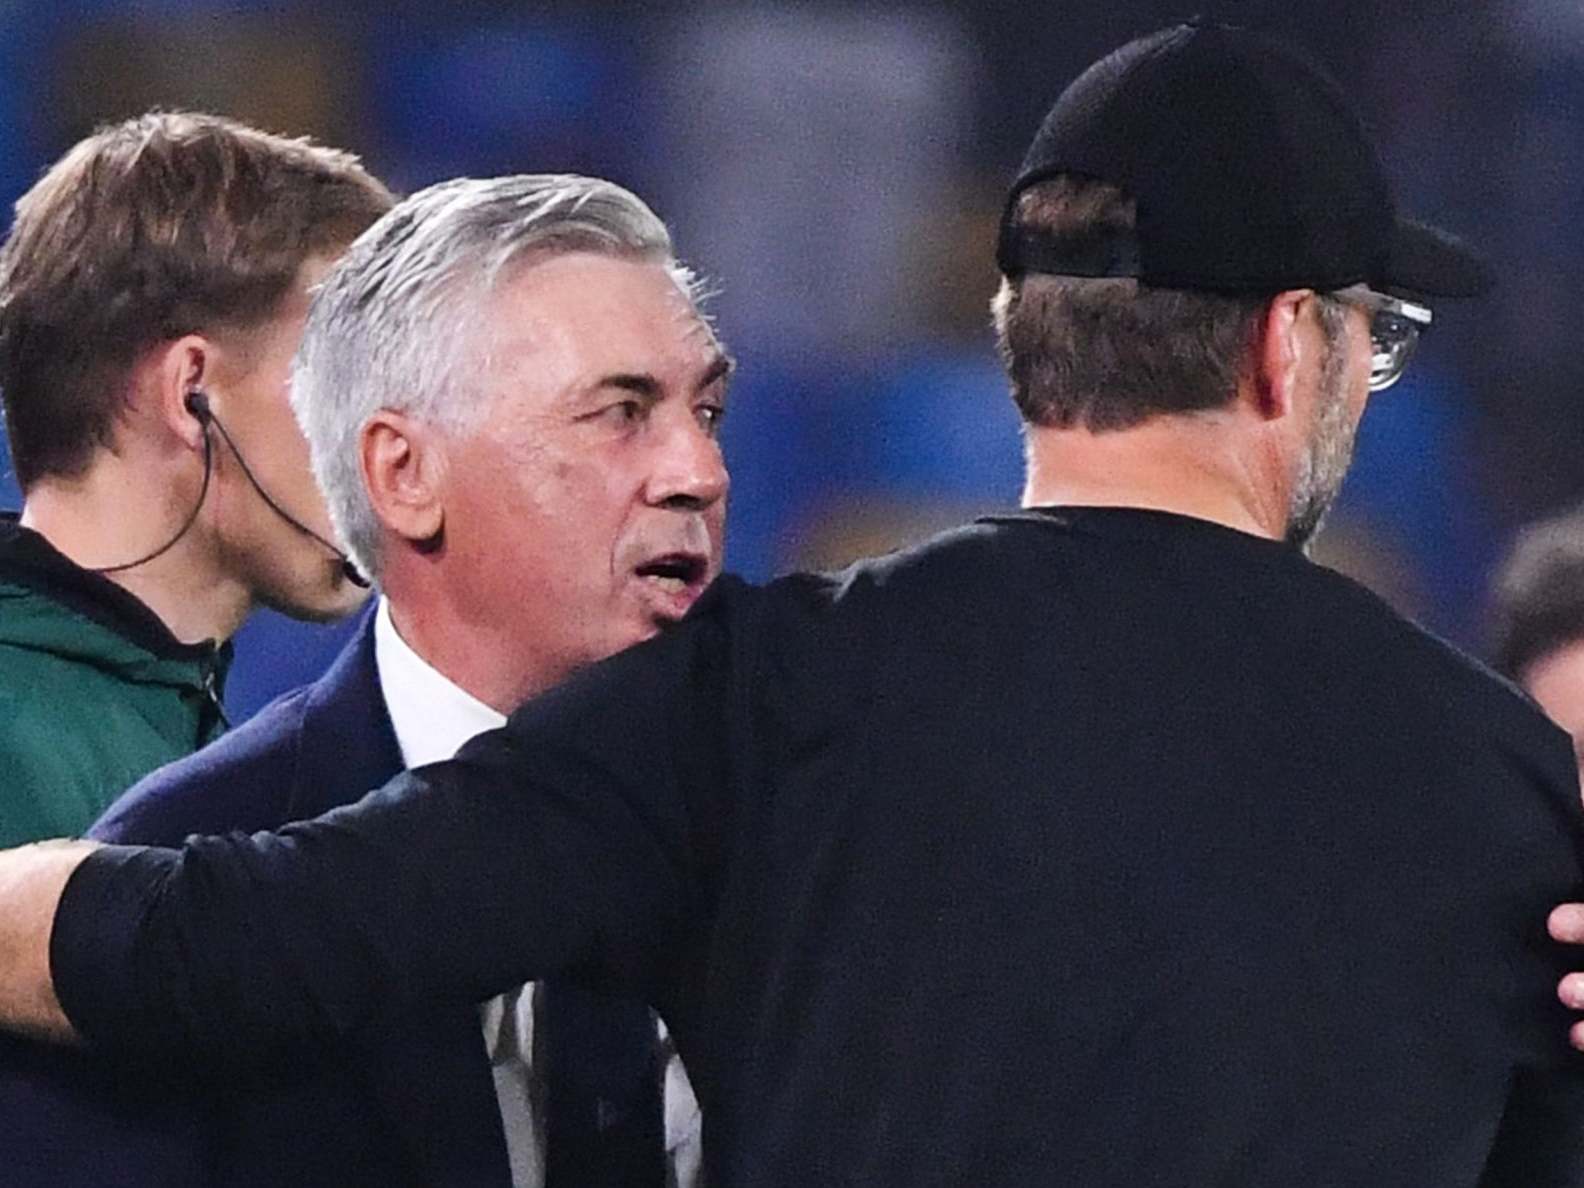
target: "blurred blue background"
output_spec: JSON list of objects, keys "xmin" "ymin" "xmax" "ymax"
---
[{"xmin": 0, "ymin": 0, "xmax": 1573, "ymax": 718}]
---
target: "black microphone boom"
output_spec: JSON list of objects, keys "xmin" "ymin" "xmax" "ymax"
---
[
  {"xmin": 92, "ymin": 390, "xmax": 370, "ymax": 589},
  {"xmin": 192, "ymin": 393, "xmax": 371, "ymax": 589}
]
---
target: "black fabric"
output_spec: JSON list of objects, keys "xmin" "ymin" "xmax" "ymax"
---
[
  {"xmin": 54, "ymin": 509, "xmax": 1584, "ymax": 1186},
  {"xmin": 997, "ymin": 20, "xmax": 1493, "ymax": 299},
  {"xmin": 539, "ymin": 979, "xmax": 665, "ymax": 1188},
  {"xmin": 0, "ymin": 513, "xmax": 223, "ymax": 664}
]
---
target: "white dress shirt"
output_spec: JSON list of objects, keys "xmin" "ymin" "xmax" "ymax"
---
[{"xmin": 373, "ymin": 598, "xmax": 702, "ymax": 1187}]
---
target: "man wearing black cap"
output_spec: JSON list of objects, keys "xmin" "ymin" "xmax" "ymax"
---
[{"xmin": 0, "ymin": 22, "xmax": 1579, "ymax": 1187}]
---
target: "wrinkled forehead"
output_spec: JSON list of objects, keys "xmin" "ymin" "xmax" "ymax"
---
[{"xmin": 475, "ymin": 251, "xmax": 725, "ymax": 381}]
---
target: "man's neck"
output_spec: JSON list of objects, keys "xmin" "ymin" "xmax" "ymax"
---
[
  {"xmin": 383, "ymin": 594, "xmax": 541, "ymax": 715},
  {"xmin": 1020, "ymin": 412, "xmax": 1290, "ymax": 541},
  {"xmin": 21, "ymin": 468, "xmax": 250, "ymax": 645}
]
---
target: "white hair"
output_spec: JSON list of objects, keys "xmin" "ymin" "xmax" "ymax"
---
[{"xmin": 290, "ymin": 174, "xmax": 699, "ymax": 578}]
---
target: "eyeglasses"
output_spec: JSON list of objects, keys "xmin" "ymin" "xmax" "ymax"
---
[{"xmin": 1331, "ymin": 285, "xmax": 1433, "ymax": 392}]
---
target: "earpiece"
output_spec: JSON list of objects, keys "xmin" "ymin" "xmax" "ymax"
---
[{"xmin": 185, "ymin": 389, "xmax": 211, "ymax": 422}]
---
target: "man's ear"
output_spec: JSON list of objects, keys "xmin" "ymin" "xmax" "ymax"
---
[
  {"xmin": 1246, "ymin": 289, "xmax": 1313, "ymax": 423},
  {"xmin": 361, "ymin": 410, "xmax": 445, "ymax": 546},
  {"xmin": 147, "ymin": 336, "xmax": 215, "ymax": 451}
]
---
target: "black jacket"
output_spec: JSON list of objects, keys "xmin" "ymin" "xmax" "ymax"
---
[{"xmin": 54, "ymin": 509, "xmax": 1584, "ymax": 1186}]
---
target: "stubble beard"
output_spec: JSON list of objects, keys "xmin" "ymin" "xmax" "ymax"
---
[{"xmin": 1285, "ymin": 304, "xmax": 1360, "ymax": 552}]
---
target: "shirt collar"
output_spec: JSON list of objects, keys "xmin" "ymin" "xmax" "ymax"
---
[{"xmin": 373, "ymin": 596, "xmax": 505, "ymax": 768}]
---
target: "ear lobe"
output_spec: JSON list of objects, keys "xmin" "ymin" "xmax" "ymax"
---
[
  {"xmin": 1248, "ymin": 290, "xmax": 1313, "ymax": 423},
  {"xmin": 361, "ymin": 411, "xmax": 445, "ymax": 547}
]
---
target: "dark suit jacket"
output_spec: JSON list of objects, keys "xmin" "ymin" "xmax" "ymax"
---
[
  {"xmin": 52, "ymin": 509, "xmax": 1584, "ymax": 1186},
  {"xmin": 3, "ymin": 610, "xmax": 513, "ymax": 1186}
]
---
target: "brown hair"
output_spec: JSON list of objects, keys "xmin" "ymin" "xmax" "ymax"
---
[
  {"xmin": 0, "ymin": 111, "xmax": 393, "ymax": 488},
  {"xmin": 991, "ymin": 175, "xmax": 1266, "ymax": 431}
]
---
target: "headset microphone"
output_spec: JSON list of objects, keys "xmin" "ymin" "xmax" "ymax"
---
[
  {"xmin": 187, "ymin": 390, "xmax": 370, "ymax": 589},
  {"xmin": 93, "ymin": 390, "xmax": 370, "ymax": 589}
]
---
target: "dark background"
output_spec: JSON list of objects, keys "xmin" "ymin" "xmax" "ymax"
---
[{"xmin": 0, "ymin": 1, "xmax": 1571, "ymax": 717}]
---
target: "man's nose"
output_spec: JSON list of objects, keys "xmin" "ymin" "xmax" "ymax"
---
[{"xmin": 647, "ymin": 414, "xmax": 728, "ymax": 511}]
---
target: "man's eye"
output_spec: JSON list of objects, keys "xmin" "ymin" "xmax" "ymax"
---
[
  {"xmin": 696, "ymin": 404, "xmax": 725, "ymax": 435},
  {"xmin": 602, "ymin": 401, "xmax": 643, "ymax": 424}
]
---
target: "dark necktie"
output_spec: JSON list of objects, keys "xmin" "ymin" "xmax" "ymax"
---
[{"xmin": 538, "ymin": 977, "xmax": 667, "ymax": 1188}]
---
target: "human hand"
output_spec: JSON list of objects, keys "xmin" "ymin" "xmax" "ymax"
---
[{"xmin": 1549, "ymin": 902, "xmax": 1584, "ymax": 1050}]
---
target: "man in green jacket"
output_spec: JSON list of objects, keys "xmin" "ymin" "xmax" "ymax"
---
[{"xmin": 0, "ymin": 113, "xmax": 393, "ymax": 845}]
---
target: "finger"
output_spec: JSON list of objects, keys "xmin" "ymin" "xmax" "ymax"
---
[
  {"xmin": 1572, "ymin": 1019, "xmax": 1584, "ymax": 1053},
  {"xmin": 1561, "ymin": 973, "xmax": 1584, "ymax": 1010},
  {"xmin": 1548, "ymin": 903, "xmax": 1584, "ymax": 942}
]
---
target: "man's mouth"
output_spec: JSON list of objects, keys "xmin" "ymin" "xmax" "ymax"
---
[{"xmin": 634, "ymin": 552, "xmax": 710, "ymax": 597}]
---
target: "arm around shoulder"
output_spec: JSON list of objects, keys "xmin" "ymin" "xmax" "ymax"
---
[{"xmin": 29, "ymin": 613, "xmax": 735, "ymax": 1071}]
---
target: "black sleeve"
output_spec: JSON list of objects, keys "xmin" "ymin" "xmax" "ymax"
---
[{"xmin": 50, "ymin": 605, "xmax": 737, "ymax": 1070}]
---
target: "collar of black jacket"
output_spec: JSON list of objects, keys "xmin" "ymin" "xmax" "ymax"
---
[{"xmin": 0, "ymin": 512, "xmax": 224, "ymax": 663}]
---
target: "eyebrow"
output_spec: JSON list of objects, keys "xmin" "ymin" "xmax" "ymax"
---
[
  {"xmin": 595, "ymin": 353, "xmax": 735, "ymax": 399},
  {"xmin": 697, "ymin": 354, "xmax": 734, "ymax": 392},
  {"xmin": 600, "ymin": 373, "xmax": 662, "ymax": 399}
]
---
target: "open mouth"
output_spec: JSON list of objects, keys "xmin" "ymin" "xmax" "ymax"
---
[{"xmin": 634, "ymin": 552, "xmax": 708, "ymax": 592}]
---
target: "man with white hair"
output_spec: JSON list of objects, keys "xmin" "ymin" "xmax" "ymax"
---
[{"xmin": 7, "ymin": 174, "xmax": 727, "ymax": 1187}]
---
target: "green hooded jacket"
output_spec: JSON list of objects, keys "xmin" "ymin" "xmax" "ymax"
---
[{"xmin": 0, "ymin": 518, "xmax": 229, "ymax": 846}]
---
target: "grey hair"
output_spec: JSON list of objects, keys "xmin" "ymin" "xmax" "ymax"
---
[
  {"xmin": 291, "ymin": 174, "xmax": 697, "ymax": 578},
  {"xmin": 1284, "ymin": 293, "xmax": 1355, "ymax": 549}
]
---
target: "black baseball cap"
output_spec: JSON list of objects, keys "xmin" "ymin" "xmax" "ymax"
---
[{"xmin": 996, "ymin": 20, "xmax": 1492, "ymax": 299}]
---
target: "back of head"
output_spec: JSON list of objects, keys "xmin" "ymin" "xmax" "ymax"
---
[
  {"xmin": 0, "ymin": 111, "xmax": 394, "ymax": 489},
  {"xmin": 291, "ymin": 173, "xmax": 691, "ymax": 579},
  {"xmin": 993, "ymin": 20, "xmax": 1490, "ymax": 432},
  {"xmin": 1492, "ymin": 506, "xmax": 1584, "ymax": 682},
  {"xmin": 993, "ymin": 178, "xmax": 1267, "ymax": 430}
]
